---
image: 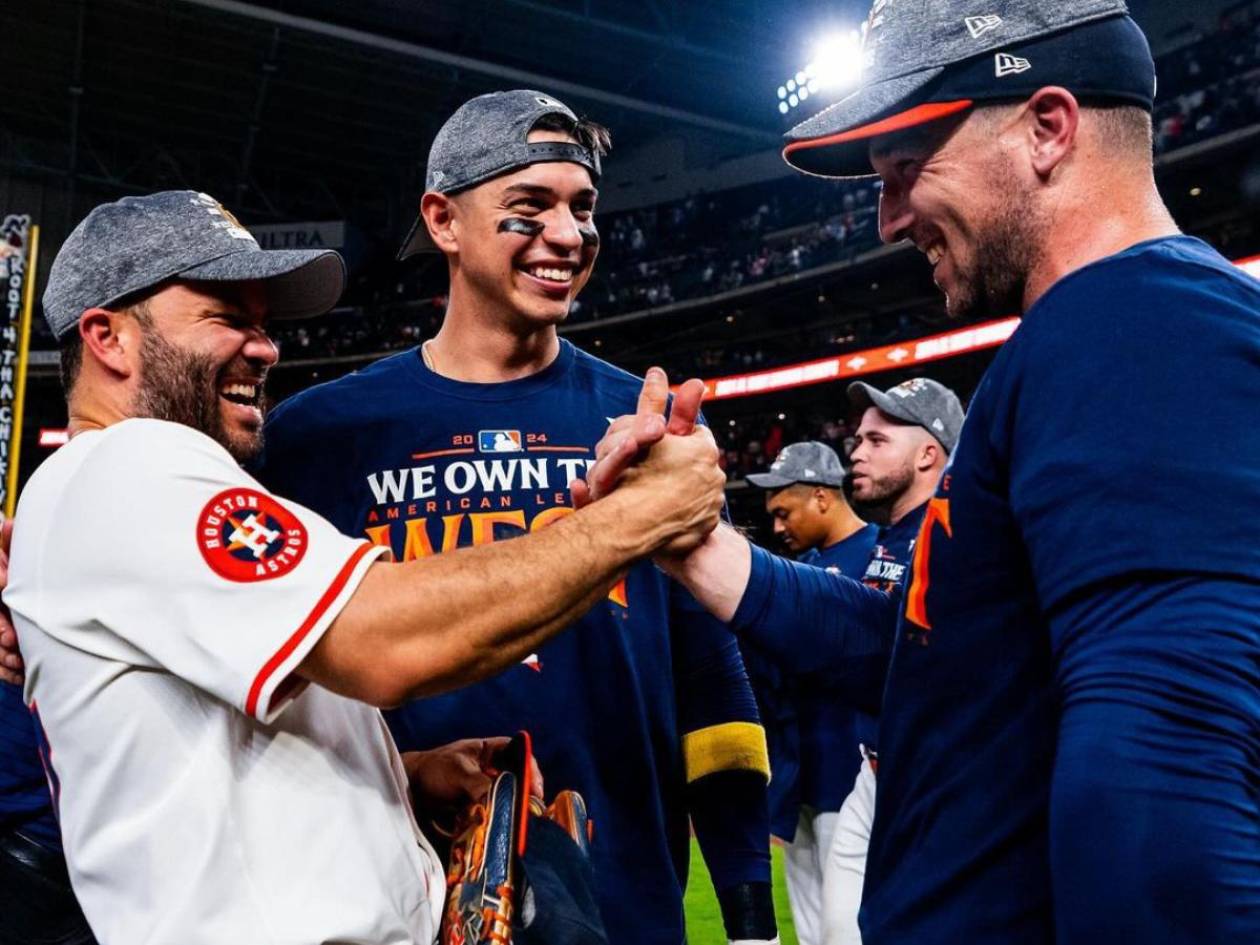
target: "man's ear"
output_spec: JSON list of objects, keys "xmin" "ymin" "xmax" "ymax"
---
[
  {"xmin": 79, "ymin": 308, "xmax": 138, "ymax": 380},
  {"xmin": 813, "ymin": 487, "xmax": 832, "ymax": 512},
  {"xmin": 421, "ymin": 193, "xmax": 459, "ymax": 254},
  {"xmin": 1024, "ymin": 86, "xmax": 1080, "ymax": 179},
  {"xmin": 916, "ymin": 439, "xmax": 941, "ymax": 474}
]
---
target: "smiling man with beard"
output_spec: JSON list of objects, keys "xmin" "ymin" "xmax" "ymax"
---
[
  {"xmin": 589, "ymin": 3, "xmax": 1260, "ymax": 943},
  {"xmin": 2, "ymin": 190, "xmax": 727, "ymax": 945}
]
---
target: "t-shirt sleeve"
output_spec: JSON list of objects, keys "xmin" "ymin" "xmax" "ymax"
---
[{"xmin": 40, "ymin": 421, "xmax": 389, "ymax": 722}]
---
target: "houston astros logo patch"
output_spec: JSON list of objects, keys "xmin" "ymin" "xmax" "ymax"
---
[{"xmin": 197, "ymin": 488, "xmax": 308, "ymax": 582}]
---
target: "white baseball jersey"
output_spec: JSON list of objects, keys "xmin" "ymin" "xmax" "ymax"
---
[{"xmin": 5, "ymin": 418, "xmax": 445, "ymax": 945}]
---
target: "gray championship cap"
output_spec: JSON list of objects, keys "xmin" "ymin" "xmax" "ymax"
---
[
  {"xmin": 784, "ymin": 1, "xmax": 1154, "ymax": 178},
  {"xmin": 748, "ymin": 441, "xmax": 846, "ymax": 490},
  {"xmin": 848, "ymin": 377, "xmax": 965, "ymax": 453},
  {"xmin": 398, "ymin": 89, "xmax": 603, "ymax": 259},
  {"xmin": 43, "ymin": 191, "xmax": 345, "ymax": 341}
]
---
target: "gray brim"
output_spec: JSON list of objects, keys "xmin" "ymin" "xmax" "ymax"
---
[
  {"xmin": 179, "ymin": 248, "xmax": 345, "ymax": 320},
  {"xmin": 783, "ymin": 67, "xmax": 963, "ymax": 179},
  {"xmin": 847, "ymin": 381, "xmax": 913, "ymax": 424},
  {"xmin": 747, "ymin": 472, "xmax": 798, "ymax": 490}
]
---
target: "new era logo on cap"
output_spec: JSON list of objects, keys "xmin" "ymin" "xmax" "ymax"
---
[
  {"xmin": 965, "ymin": 15, "xmax": 1003, "ymax": 39},
  {"xmin": 995, "ymin": 52, "xmax": 1031, "ymax": 77}
]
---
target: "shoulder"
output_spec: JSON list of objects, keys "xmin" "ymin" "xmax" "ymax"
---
[
  {"xmin": 267, "ymin": 348, "xmax": 418, "ymax": 436},
  {"xmin": 566, "ymin": 343, "xmax": 645, "ymax": 408},
  {"xmin": 1023, "ymin": 237, "xmax": 1259, "ymax": 337},
  {"xmin": 89, "ymin": 418, "xmax": 235, "ymax": 477}
]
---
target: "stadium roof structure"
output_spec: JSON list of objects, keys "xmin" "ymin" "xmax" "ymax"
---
[{"xmin": 3, "ymin": 0, "xmax": 854, "ymax": 234}]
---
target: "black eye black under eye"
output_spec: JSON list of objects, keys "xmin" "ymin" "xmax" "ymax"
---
[
  {"xmin": 577, "ymin": 225, "xmax": 599, "ymax": 249},
  {"xmin": 498, "ymin": 218, "xmax": 545, "ymax": 237}
]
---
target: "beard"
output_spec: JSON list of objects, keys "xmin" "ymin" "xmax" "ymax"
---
[
  {"xmin": 855, "ymin": 460, "xmax": 916, "ymax": 511},
  {"xmin": 944, "ymin": 180, "xmax": 1042, "ymax": 320},
  {"xmin": 132, "ymin": 329, "xmax": 263, "ymax": 463}
]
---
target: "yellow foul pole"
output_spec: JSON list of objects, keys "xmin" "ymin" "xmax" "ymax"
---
[{"xmin": 6, "ymin": 224, "xmax": 39, "ymax": 518}]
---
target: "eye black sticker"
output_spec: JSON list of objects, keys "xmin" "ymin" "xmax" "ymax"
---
[
  {"xmin": 498, "ymin": 217, "xmax": 545, "ymax": 237},
  {"xmin": 578, "ymin": 225, "xmax": 600, "ymax": 249}
]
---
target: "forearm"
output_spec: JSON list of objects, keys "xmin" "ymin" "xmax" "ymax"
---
[
  {"xmin": 658, "ymin": 523, "xmax": 753, "ymax": 622},
  {"xmin": 308, "ymin": 491, "xmax": 655, "ymax": 705},
  {"xmin": 734, "ymin": 546, "xmax": 898, "ymax": 713}
]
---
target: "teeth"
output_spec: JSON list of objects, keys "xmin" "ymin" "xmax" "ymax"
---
[
  {"xmin": 527, "ymin": 266, "xmax": 573, "ymax": 283},
  {"xmin": 925, "ymin": 244, "xmax": 944, "ymax": 266},
  {"xmin": 221, "ymin": 383, "xmax": 257, "ymax": 400}
]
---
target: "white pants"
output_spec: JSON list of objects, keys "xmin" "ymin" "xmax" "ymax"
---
[
  {"xmin": 820, "ymin": 758, "xmax": 877, "ymax": 945},
  {"xmin": 782, "ymin": 806, "xmax": 839, "ymax": 945}
]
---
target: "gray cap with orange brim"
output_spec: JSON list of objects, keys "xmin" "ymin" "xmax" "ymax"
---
[{"xmin": 783, "ymin": 1, "xmax": 1154, "ymax": 179}]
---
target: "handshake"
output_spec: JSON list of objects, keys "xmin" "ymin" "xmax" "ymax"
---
[{"xmin": 570, "ymin": 368, "xmax": 726, "ymax": 560}]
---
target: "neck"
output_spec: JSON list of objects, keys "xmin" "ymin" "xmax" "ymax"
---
[
  {"xmin": 66, "ymin": 387, "xmax": 131, "ymax": 438},
  {"xmin": 820, "ymin": 503, "xmax": 869, "ymax": 548},
  {"xmin": 1022, "ymin": 170, "xmax": 1179, "ymax": 312},
  {"xmin": 426, "ymin": 280, "xmax": 561, "ymax": 382},
  {"xmin": 889, "ymin": 475, "xmax": 937, "ymax": 525}
]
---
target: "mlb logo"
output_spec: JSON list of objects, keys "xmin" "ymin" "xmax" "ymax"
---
[{"xmin": 478, "ymin": 430, "xmax": 523, "ymax": 453}]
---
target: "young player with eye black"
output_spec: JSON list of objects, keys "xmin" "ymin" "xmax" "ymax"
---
[{"xmin": 254, "ymin": 91, "xmax": 778, "ymax": 945}]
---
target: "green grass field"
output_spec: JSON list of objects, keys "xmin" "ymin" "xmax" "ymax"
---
[{"xmin": 684, "ymin": 837, "xmax": 797, "ymax": 945}]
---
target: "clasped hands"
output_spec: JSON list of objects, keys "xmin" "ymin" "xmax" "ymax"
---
[{"xmin": 570, "ymin": 367, "xmax": 724, "ymax": 560}]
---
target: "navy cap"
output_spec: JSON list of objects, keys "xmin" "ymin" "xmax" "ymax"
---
[
  {"xmin": 748, "ymin": 441, "xmax": 846, "ymax": 490},
  {"xmin": 784, "ymin": 2, "xmax": 1154, "ymax": 178},
  {"xmin": 398, "ymin": 90, "xmax": 604, "ymax": 259},
  {"xmin": 43, "ymin": 191, "xmax": 344, "ymax": 340}
]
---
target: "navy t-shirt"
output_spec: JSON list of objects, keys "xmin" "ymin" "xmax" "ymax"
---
[
  {"xmin": 864, "ymin": 236, "xmax": 1260, "ymax": 945},
  {"xmin": 255, "ymin": 341, "xmax": 768, "ymax": 945},
  {"xmin": 0, "ymin": 681, "xmax": 60, "ymax": 849}
]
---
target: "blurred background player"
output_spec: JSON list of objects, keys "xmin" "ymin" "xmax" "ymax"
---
[
  {"xmin": 743, "ymin": 441, "xmax": 876, "ymax": 945},
  {"xmin": 254, "ymin": 91, "xmax": 779, "ymax": 945}
]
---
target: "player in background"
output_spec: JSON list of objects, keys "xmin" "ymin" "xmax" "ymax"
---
[
  {"xmin": 255, "ymin": 91, "xmax": 779, "ymax": 945},
  {"xmin": 589, "ymin": 4, "xmax": 1260, "ymax": 943},
  {"xmin": 3, "ymin": 191, "xmax": 725, "ymax": 945},
  {"xmin": 743, "ymin": 441, "xmax": 876, "ymax": 945}
]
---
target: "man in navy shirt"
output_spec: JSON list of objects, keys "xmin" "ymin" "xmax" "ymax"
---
[
  {"xmin": 592, "ymin": 4, "xmax": 1259, "ymax": 944},
  {"xmin": 256, "ymin": 91, "xmax": 777, "ymax": 945},
  {"xmin": 743, "ymin": 441, "xmax": 876, "ymax": 945}
]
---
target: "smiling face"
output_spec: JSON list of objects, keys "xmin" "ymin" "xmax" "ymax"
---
[
  {"xmin": 869, "ymin": 106, "xmax": 1043, "ymax": 319},
  {"xmin": 131, "ymin": 279, "xmax": 278, "ymax": 461},
  {"xmin": 439, "ymin": 130, "xmax": 599, "ymax": 330}
]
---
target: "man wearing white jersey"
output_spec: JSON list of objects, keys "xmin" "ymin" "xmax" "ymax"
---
[{"xmin": 3, "ymin": 191, "xmax": 723, "ymax": 945}]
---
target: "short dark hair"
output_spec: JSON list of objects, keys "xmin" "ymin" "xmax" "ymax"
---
[
  {"xmin": 531, "ymin": 112, "xmax": 612, "ymax": 157},
  {"xmin": 59, "ymin": 291, "xmax": 155, "ymax": 398}
]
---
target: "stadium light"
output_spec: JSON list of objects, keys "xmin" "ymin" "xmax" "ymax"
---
[
  {"xmin": 808, "ymin": 31, "xmax": 864, "ymax": 91},
  {"xmin": 774, "ymin": 27, "xmax": 864, "ymax": 117}
]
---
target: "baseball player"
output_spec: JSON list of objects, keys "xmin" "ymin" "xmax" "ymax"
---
[
  {"xmin": 743, "ymin": 441, "xmax": 876, "ymax": 945},
  {"xmin": 3, "ymin": 191, "xmax": 725, "ymax": 945},
  {"xmin": 253, "ymin": 92, "xmax": 779, "ymax": 945},
  {"xmin": 591, "ymin": 3, "xmax": 1260, "ymax": 944}
]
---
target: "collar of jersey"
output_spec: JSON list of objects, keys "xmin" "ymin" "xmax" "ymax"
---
[{"xmin": 407, "ymin": 338, "xmax": 577, "ymax": 401}]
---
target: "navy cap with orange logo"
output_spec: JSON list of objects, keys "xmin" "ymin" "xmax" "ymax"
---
[{"xmin": 783, "ymin": 1, "xmax": 1155, "ymax": 179}]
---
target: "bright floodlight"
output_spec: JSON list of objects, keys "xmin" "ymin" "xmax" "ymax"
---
[
  {"xmin": 809, "ymin": 30, "xmax": 864, "ymax": 92},
  {"xmin": 778, "ymin": 85, "xmax": 787, "ymax": 99},
  {"xmin": 788, "ymin": 93, "xmax": 799, "ymax": 107},
  {"xmin": 779, "ymin": 101, "xmax": 789, "ymax": 114}
]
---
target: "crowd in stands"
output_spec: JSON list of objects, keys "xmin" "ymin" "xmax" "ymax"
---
[{"xmin": 31, "ymin": 10, "xmax": 1260, "ymax": 374}]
